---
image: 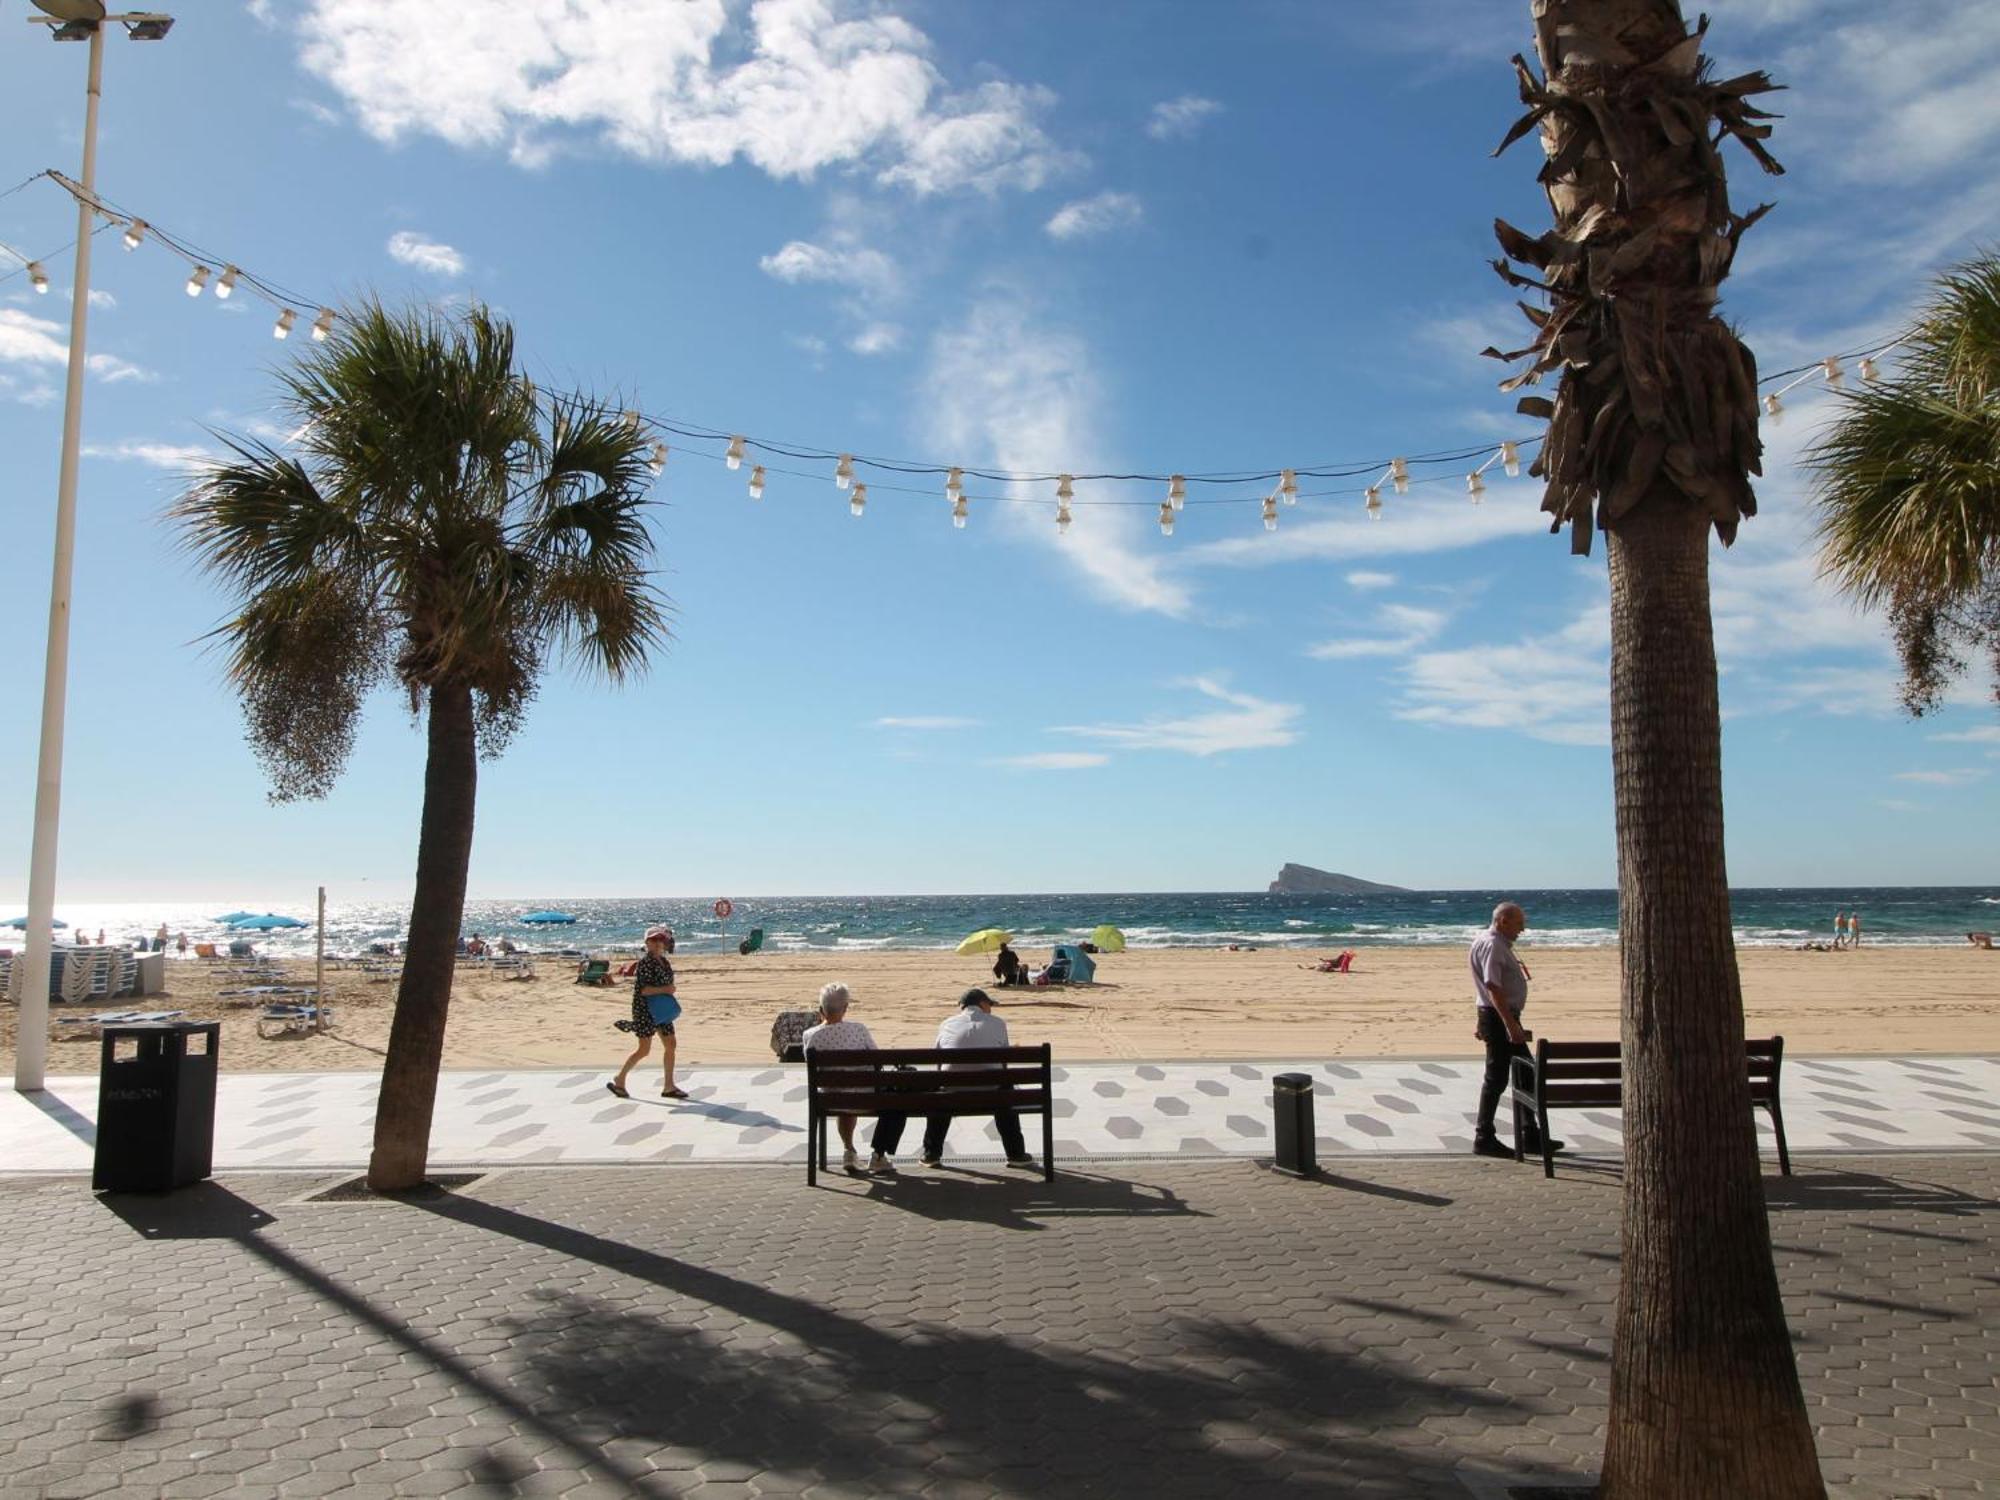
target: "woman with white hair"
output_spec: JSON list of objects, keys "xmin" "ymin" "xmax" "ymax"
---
[{"xmin": 801, "ymin": 982, "xmax": 880, "ymax": 1173}]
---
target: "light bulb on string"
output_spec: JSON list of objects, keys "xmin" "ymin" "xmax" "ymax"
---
[
  {"xmin": 214, "ymin": 265, "xmax": 239, "ymax": 299},
  {"xmin": 621, "ymin": 409, "xmax": 641, "ymax": 433},
  {"xmin": 725, "ymin": 435, "xmax": 746, "ymax": 471},
  {"xmin": 1158, "ymin": 501, "xmax": 1175, "ymax": 538},
  {"xmin": 945, "ymin": 466, "xmax": 964, "ymax": 504},
  {"xmin": 747, "ymin": 464, "xmax": 766, "ymax": 501},
  {"xmin": 647, "ymin": 441, "xmax": 668, "ymax": 475},
  {"xmin": 1168, "ymin": 474, "xmax": 1186, "ymax": 512},
  {"xmin": 121, "ymin": 218, "xmax": 146, "ymax": 251},
  {"xmin": 1858, "ymin": 356, "xmax": 1879, "ymax": 382},
  {"xmin": 1261, "ymin": 496, "xmax": 1278, "ymax": 532},
  {"xmin": 849, "ymin": 482, "xmax": 866, "ymax": 518},
  {"xmin": 1364, "ymin": 485, "xmax": 1383, "ymax": 520},
  {"xmin": 1056, "ymin": 474, "xmax": 1073, "ymax": 536},
  {"xmin": 951, "ymin": 495, "xmax": 967, "ymax": 529},
  {"xmin": 1762, "ymin": 392, "xmax": 1783, "ymax": 424},
  {"xmin": 1467, "ymin": 470, "xmax": 1486, "ymax": 503},
  {"xmin": 272, "ymin": 308, "xmax": 296, "ymax": 339},
  {"xmin": 835, "ymin": 453, "xmax": 854, "ymax": 490},
  {"xmin": 1278, "ymin": 469, "xmax": 1298, "ymax": 506},
  {"xmin": 310, "ymin": 308, "xmax": 336, "ymax": 341},
  {"xmin": 185, "ymin": 264, "xmax": 211, "ymax": 297},
  {"xmin": 1822, "ymin": 356, "xmax": 1844, "ymax": 389},
  {"xmin": 28, "ymin": 262, "xmax": 49, "ymax": 294},
  {"xmin": 1501, "ymin": 441, "xmax": 1521, "ymax": 478},
  {"xmin": 1390, "ymin": 457, "xmax": 1410, "ymax": 496}
]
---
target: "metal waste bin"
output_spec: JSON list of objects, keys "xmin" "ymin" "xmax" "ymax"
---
[
  {"xmin": 1272, "ymin": 1072, "xmax": 1316, "ymax": 1177},
  {"xmin": 93, "ymin": 1021, "xmax": 219, "ymax": 1192}
]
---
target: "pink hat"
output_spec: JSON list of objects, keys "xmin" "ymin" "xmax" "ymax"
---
[{"xmin": 644, "ymin": 924, "xmax": 674, "ymax": 943}]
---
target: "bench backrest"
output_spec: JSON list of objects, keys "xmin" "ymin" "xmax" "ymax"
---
[
  {"xmin": 1528, "ymin": 1035, "xmax": 1784, "ymax": 1095},
  {"xmin": 806, "ymin": 1044, "xmax": 1052, "ymax": 1115}
]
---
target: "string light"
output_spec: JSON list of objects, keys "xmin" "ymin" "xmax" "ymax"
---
[
  {"xmin": 1278, "ymin": 469, "xmax": 1298, "ymax": 506},
  {"xmin": 621, "ymin": 409, "xmax": 641, "ymax": 433},
  {"xmin": 849, "ymin": 481, "xmax": 866, "ymax": 518},
  {"xmin": 647, "ymin": 441, "xmax": 668, "ymax": 475},
  {"xmin": 1467, "ymin": 470, "xmax": 1486, "ymax": 502},
  {"xmin": 945, "ymin": 466, "xmax": 964, "ymax": 505},
  {"xmin": 747, "ymin": 464, "xmax": 766, "ymax": 500},
  {"xmin": 1056, "ymin": 474, "xmax": 1074, "ymax": 535},
  {"xmin": 28, "ymin": 261, "xmax": 49, "ymax": 294},
  {"xmin": 185, "ymin": 264, "xmax": 210, "ymax": 297},
  {"xmin": 214, "ymin": 265, "xmax": 239, "ymax": 300},
  {"xmin": 1821, "ymin": 356, "xmax": 1844, "ymax": 389},
  {"xmin": 121, "ymin": 218, "xmax": 146, "ymax": 251},
  {"xmin": 1168, "ymin": 474, "xmax": 1186, "ymax": 511},
  {"xmin": 1261, "ymin": 495, "xmax": 1278, "ymax": 531},
  {"xmin": 835, "ymin": 453, "xmax": 854, "ymax": 490},
  {"xmin": 951, "ymin": 494, "xmax": 968, "ymax": 529},
  {"xmin": 1858, "ymin": 356, "xmax": 1879, "ymax": 382},
  {"xmin": 1390, "ymin": 457, "xmax": 1410, "ymax": 496},
  {"xmin": 1158, "ymin": 501, "xmax": 1175, "ymax": 537},
  {"xmin": 310, "ymin": 308, "xmax": 335, "ymax": 341},
  {"xmin": 1365, "ymin": 485, "xmax": 1383, "ymax": 520},
  {"xmin": 724, "ymin": 435, "xmax": 746, "ymax": 470},
  {"xmin": 1762, "ymin": 392, "xmax": 1783, "ymax": 424},
  {"xmin": 1501, "ymin": 440, "xmax": 1521, "ymax": 478},
  {"xmin": 272, "ymin": 307, "xmax": 295, "ymax": 339}
]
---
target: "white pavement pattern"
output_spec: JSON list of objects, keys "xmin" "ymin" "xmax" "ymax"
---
[{"xmin": 6, "ymin": 1055, "xmax": 2000, "ymax": 1173}]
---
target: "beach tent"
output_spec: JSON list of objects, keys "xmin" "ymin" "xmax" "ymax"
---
[
  {"xmin": 1088, "ymin": 924, "xmax": 1126, "ymax": 953},
  {"xmin": 956, "ymin": 928, "xmax": 1011, "ymax": 955},
  {"xmin": 522, "ymin": 911, "xmax": 578, "ymax": 924},
  {"xmin": 1050, "ymin": 943, "xmax": 1097, "ymax": 983},
  {"xmin": 231, "ymin": 914, "xmax": 307, "ymax": 930}
]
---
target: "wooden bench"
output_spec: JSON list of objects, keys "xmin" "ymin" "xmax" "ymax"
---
[
  {"xmin": 804, "ymin": 1044, "xmax": 1055, "ymax": 1185},
  {"xmin": 1510, "ymin": 1035, "xmax": 1791, "ymax": 1179}
]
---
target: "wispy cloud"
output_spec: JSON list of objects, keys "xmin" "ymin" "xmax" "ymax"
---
[
  {"xmin": 1394, "ymin": 605, "xmax": 1610, "ymax": 747},
  {"xmin": 386, "ymin": 231, "xmax": 466, "ymax": 276},
  {"xmin": 1892, "ymin": 768, "xmax": 1989, "ymax": 787},
  {"xmin": 1055, "ymin": 677, "xmax": 1301, "ymax": 757},
  {"xmin": 2, "ymin": 309, "xmax": 153, "ymax": 384},
  {"xmin": 1346, "ymin": 571, "xmax": 1398, "ymax": 590},
  {"xmin": 83, "ymin": 441, "xmax": 214, "ymax": 470},
  {"xmin": 1929, "ymin": 726, "xmax": 2000, "ymax": 745},
  {"xmin": 847, "ymin": 322, "xmax": 903, "ymax": 356},
  {"xmin": 1045, "ymin": 191, "xmax": 1143, "ymax": 241},
  {"xmin": 875, "ymin": 716, "xmax": 980, "ymax": 730},
  {"xmin": 297, "ymin": 0, "xmax": 1080, "ymax": 194},
  {"xmin": 758, "ymin": 239, "xmax": 899, "ymax": 297},
  {"xmin": 993, "ymin": 752, "xmax": 1109, "ymax": 771},
  {"xmin": 1307, "ymin": 603, "xmax": 1449, "ymax": 660},
  {"xmin": 1146, "ymin": 95, "xmax": 1222, "ymax": 141}
]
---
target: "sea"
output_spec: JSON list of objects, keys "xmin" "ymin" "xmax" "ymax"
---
[{"xmin": 10, "ymin": 887, "xmax": 1996, "ymax": 958}]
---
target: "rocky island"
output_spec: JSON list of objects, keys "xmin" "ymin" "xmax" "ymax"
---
[{"xmin": 1267, "ymin": 863, "xmax": 1408, "ymax": 895}]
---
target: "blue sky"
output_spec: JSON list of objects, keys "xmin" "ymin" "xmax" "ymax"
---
[{"xmin": 2, "ymin": 0, "xmax": 1996, "ymax": 902}]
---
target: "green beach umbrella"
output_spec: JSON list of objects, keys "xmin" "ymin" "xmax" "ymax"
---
[
  {"xmin": 1089, "ymin": 924, "xmax": 1126, "ymax": 953},
  {"xmin": 955, "ymin": 928, "xmax": 1012, "ymax": 956}
]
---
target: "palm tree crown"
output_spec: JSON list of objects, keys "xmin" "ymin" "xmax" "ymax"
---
[
  {"xmin": 174, "ymin": 301, "xmax": 668, "ymax": 797},
  {"xmin": 1810, "ymin": 253, "xmax": 2000, "ymax": 712}
]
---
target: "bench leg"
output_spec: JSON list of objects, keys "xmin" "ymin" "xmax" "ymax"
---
[
  {"xmin": 1541, "ymin": 1105, "xmax": 1554, "ymax": 1180},
  {"xmin": 1511, "ymin": 1097, "xmax": 1525, "ymax": 1163},
  {"xmin": 807, "ymin": 1107, "xmax": 817, "ymax": 1187},
  {"xmin": 1768, "ymin": 1100, "xmax": 1792, "ymax": 1177},
  {"xmin": 1042, "ymin": 1107, "xmax": 1054, "ymax": 1182}
]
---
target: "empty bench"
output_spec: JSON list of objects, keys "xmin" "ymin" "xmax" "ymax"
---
[
  {"xmin": 804, "ymin": 1044, "xmax": 1056, "ymax": 1185},
  {"xmin": 1510, "ymin": 1035, "xmax": 1791, "ymax": 1178}
]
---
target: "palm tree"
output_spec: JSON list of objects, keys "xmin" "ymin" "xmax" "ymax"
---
[
  {"xmin": 1810, "ymin": 253, "xmax": 2000, "ymax": 713},
  {"xmin": 1490, "ymin": 3, "xmax": 1822, "ymax": 1493},
  {"xmin": 175, "ymin": 301, "xmax": 667, "ymax": 1192}
]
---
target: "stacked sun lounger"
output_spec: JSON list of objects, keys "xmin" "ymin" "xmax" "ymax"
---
[{"xmin": 2, "ymin": 947, "xmax": 140, "ymax": 1004}]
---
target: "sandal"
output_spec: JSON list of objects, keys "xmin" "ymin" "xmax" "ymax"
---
[
  {"xmin": 605, "ymin": 1081, "xmax": 630, "ymax": 1099},
  {"xmin": 661, "ymin": 1086, "xmax": 690, "ymax": 1100}
]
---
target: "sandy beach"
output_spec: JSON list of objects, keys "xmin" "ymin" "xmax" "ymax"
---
[{"xmin": 5, "ymin": 943, "xmax": 1996, "ymax": 1076}]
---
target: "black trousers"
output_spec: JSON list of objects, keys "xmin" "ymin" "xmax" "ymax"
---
[
  {"xmin": 1475, "ymin": 1008, "xmax": 1541, "ymax": 1146},
  {"xmin": 871, "ymin": 1108, "xmax": 1026, "ymax": 1160}
]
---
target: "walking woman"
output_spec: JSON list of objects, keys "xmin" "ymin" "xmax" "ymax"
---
[{"xmin": 608, "ymin": 924, "xmax": 689, "ymax": 1099}]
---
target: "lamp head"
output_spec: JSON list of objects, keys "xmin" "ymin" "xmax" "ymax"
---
[{"xmin": 125, "ymin": 15, "xmax": 174, "ymax": 39}]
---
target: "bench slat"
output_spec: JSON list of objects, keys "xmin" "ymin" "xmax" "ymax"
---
[
  {"xmin": 1539, "ymin": 1060, "xmax": 1623, "ymax": 1081},
  {"xmin": 1536, "ymin": 1040, "xmax": 1621, "ymax": 1059},
  {"xmin": 811, "ymin": 1066, "xmax": 1048, "ymax": 1090},
  {"xmin": 1539, "ymin": 1083, "xmax": 1625, "ymax": 1107},
  {"xmin": 812, "ymin": 1046, "xmax": 1043, "ymax": 1067},
  {"xmin": 815, "ymin": 1089, "xmax": 1049, "ymax": 1116}
]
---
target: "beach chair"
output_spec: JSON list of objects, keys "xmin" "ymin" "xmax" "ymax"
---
[
  {"xmin": 574, "ymin": 959, "xmax": 613, "ymax": 987},
  {"xmin": 55, "ymin": 1008, "xmax": 187, "ymax": 1034},
  {"xmin": 256, "ymin": 1002, "xmax": 332, "ymax": 1038},
  {"xmin": 194, "ymin": 942, "xmax": 219, "ymax": 959},
  {"xmin": 739, "ymin": 927, "xmax": 766, "ymax": 956}
]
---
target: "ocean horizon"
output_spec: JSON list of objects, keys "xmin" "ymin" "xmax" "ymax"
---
[{"xmin": 8, "ymin": 886, "xmax": 1994, "ymax": 958}]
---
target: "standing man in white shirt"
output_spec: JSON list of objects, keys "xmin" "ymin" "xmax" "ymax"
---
[
  {"xmin": 908, "ymin": 988, "xmax": 1038, "ymax": 1169},
  {"xmin": 1470, "ymin": 902, "xmax": 1563, "ymax": 1160}
]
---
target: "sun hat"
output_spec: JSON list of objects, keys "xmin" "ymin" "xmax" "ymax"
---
[
  {"xmin": 959, "ymin": 987, "xmax": 998, "ymax": 1007},
  {"xmin": 644, "ymin": 924, "xmax": 674, "ymax": 943}
]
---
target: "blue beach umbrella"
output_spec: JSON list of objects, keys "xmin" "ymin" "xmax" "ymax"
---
[
  {"xmin": 521, "ymin": 911, "xmax": 578, "ymax": 924},
  {"xmin": 231, "ymin": 914, "xmax": 307, "ymax": 930},
  {"xmin": 3, "ymin": 916, "xmax": 68, "ymax": 928},
  {"xmin": 214, "ymin": 911, "xmax": 257, "ymax": 924}
]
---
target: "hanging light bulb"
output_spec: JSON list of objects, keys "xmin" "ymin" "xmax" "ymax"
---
[
  {"xmin": 214, "ymin": 265, "xmax": 240, "ymax": 299},
  {"xmin": 1762, "ymin": 392, "xmax": 1783, "ymax": 424},
  {"xmin": 1467, "ymin": 470, "xmax": 1486, "ymax": 503},
  {"xmin": 1822, "ymin": 356, "xmax": 1844, "ymax": 389},
  {"xmin": 849, "ymin": 481, "xmax": 867, "ymax": 518},
  {"xmin": 747, "ymin": 464, "xmax": 766, "ymax": 501},
  {"xmin": 1168, "ymin": 474, "xmax": 1186, "ymax": 512},
  {"xmin": 1390, "ymin": 457, "xmax": 1410, "ymax": 496},
  {"xmin": 1261, "ymin": 496, "xmax": 1279, "ymax": 532},
  {"xmin": 1500, "ymin": 441, "xmax": 1521, "ymax": 478},
  {"xmin": 310, "ymin": 308, "xmax": 336, "ymax": 341},
  {"xmin": 835, "ymin": 453, "xmax": 854, "ymax": 490},
  {"xmin": 272, "ymin": 308, "xmax": 296, "ymax": 340},
  {"xmin": 1279, "ymin": 469, "xmax": 1298, "ymax": 506},
  {"xmin": 1158, "ymin": 501, "xmax": 1175, "ymax": 537},
  {"xmin": 725, "ymin": 435, "xmax": 746, "ymax": 470},
  {"xmin": 621, "ymin": 410, "xmax": 641, "ymax": 433},
  {"xmin": 951, "ymin": 495, "xmax": 968, "ymax": 529},
  {"xmin": 1056, "ymin": 474, "xmax": 1074, "ymax": 536},
  {"xmin": 185, "ymin": 264, "xmax": 211, "ymax": 297},
  {"xmin": 1365, "ymin": 485, "xmax": 1383, "ymax": 520},
  {"xmin": 122, "ymin": 218, "xmax": 147, "ymax": 251},
  {"xmin": 647, "ymin": 441, "xmax": 668, "ymax": 475},
  {"xmin": 1858, "ymin": 356, "xmax": 1880, "ymax": 382},
  {"xmin": 27, "ymin": 262, "xmax": 49, "ymax": 294},
  {"xmin": 945, "ymin": 465, "xmax": 964, "ymax": 504}
]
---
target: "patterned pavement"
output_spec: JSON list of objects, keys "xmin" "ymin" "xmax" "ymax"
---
[{"xmin": 6, "ymin": 1053, "xmax": 2000, "ymax": 1172}]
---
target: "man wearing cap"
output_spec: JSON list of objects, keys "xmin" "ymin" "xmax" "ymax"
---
[{"xmin": 901, "ymin": 988, "xmax": 1038, "ymax": 1169}]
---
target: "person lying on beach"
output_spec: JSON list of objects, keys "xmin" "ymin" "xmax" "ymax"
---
[
  {"xmin": 1970, "ymin": 932, "xmax": 1996, "ymax": 951},
  {"xmin": 1300, "ymin": 951, "xmax": 1357, "ymax": 974}
]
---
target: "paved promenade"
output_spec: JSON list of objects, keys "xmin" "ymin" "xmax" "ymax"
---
[
  {"xmin": 0, "ymin": 1155, "xmax": 1996, "ymax": 1497},
  {"xmin": 6, "ymin": 1054, "xmax": 2000, "ymax": 1171}
]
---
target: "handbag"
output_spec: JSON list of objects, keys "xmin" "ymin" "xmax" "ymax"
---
[{"xmin": 645, "ymin": 992, "xmax": 682, "ymax": 1026}]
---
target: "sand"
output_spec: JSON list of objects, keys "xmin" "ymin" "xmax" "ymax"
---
[{"xmin": 5, "ymin": 943, "xmax": 1996, "ymax": 1077}]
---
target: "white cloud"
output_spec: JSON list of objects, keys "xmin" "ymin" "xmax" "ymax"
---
[
  {"xmin": 1893, "ymin": 768, "xmax": 1989, "ymax": 787},
  {"xmin": 1346, "ymin": 571, "xmax": 1397, "ymax": 590},
  {"xmin": 83, "ymin": 441, "xmax": 214, "ymax": 470},
  {"xmin": 1183, "ymin": 486, "xmax": 1550, "ymax": 569},
  {"xmin": 875, "ymin": 715, "xmax": 979, "ymax": 730},
  {"xmin": 758, "ymin": 239, "xmax": 898, "ymax": 296},
  {"xmin": 927, "ymin": 294, "xmax": 1192, "ymax": 617},
  {"xmin": 994, "ymin": 752, "xmax": 1109, "ymax": 771},
  {"xmin": 1, "ymin": 309, "xmax": 152, "ymax": 384},
  {"xmin": 1045, "ymin": 191, "xmax": 1142, "ymax": 241},
  {"xmin": 1394, "ymin": 603, "xmax": 1611, "ymax": 747},
  {"xmin": 1930, "ymin": 726, "xmax": 2000, "ymax": 745},
  {"xmin": 1146, "ymin": 95, "xmax": 1222, "ymax": 141},
  {"xmin": 1878, "ymin": 798, "xmax": 1922, "ymax": 813},
  {"xmin": 1307, "ymin": 603, "xmax": 1450, "ymax": 660},
  {"xmin": 297, "ymin": 0, "xmax": 1078, "ymax": 195},
  {"xmin": 386, "ymin": 231, "xmax": 466, "ymax": 276},
  {"xmin": 847, "ymin": 322, "xmax": 903, "ymax": 356},
  {"xmin": 1055, "ymin": 677, "xmax": 1301, "ymax": 757}
]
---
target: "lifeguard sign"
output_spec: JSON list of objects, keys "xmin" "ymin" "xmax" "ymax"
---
[{"xmin": 713, "ymin": 898, "xmax": 734, "ymax": 920}]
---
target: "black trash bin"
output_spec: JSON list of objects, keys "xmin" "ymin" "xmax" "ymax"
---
[
  {"xmin": 1272, "ymin": 1072, "xmax": 1316, "ymax": 1177},
  {"xmin": 93, "ymin": 1021, "xmax": 220, "ymax": 1192}
]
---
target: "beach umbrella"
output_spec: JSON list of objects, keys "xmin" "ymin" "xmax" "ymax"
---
[
  {"xmin": 231, "ymin": 913, "xmax": 307, "ymax": 930},
  {"xmin": 521, "ymin": 911, "xmax": 578, "ymax": 924},
  {"xmin": 955, "ymin": 928, "xmax": 1011, "ymax": 956},
  {"xmin": 1089, "ymin": 924, "xmax": 1126, "ymax": 953},
  {"xmin": 213, "ymin": 911, "xmax": 257, "ymax": 924},
  {"xmin": 2, "ymin": 916, "xmax": 67, "ymax": 929}
]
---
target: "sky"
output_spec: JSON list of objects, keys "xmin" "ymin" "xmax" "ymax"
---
[{"xmin": 1, "ymin": 0, "xmax": 1997, "ymax": 903}]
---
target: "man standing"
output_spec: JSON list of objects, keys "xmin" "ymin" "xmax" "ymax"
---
[
  {"xmin": 1470, "ymin": 902, "xmax": 1562, "ymax": 1160},
  {"xmin": 883, "ymin": 988, "xmax": 1038, "ymax": 1169}
]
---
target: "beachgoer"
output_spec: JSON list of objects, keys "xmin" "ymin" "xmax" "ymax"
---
[
  {"xmin": 876, "ymin": 988, "xmax": 1036, "ymax": 1170},
  {"xmin": 1469, "ymin": 902, "xmax": 1562, "ymax": 1160},
  {"xmin": 1849, "ymin": 911, "xmax": 1862, "ymax": 949},
  {"xmin": 992, "ymin": 940, "xmax": 1022, "ymax": 987},
  {"xmin": 94, "ymin": 929, "xmax": 105, "ymax": 947},
  {"xmin": 1833, "ymin": 911, "xmax": 1848, "ymax": 950},
  {"xmin": 608, "ymin": 925, "xmax": 686, "ymax": 1100},
  {"xmin": 154, "ymin": 923, "xmax": 169, "ymax": 953},
  {"xmin": 801, "ymin": 982, "xmax": 880, "ymax": 1172},
  {"xmin": 1970, "ymin": 932, "xmax": 1996, "ymax": 951}
]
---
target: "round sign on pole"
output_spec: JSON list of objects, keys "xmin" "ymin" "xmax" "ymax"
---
[{"xmin": 713, "ymin": 898, "xmax": 734, "ymax": 920}]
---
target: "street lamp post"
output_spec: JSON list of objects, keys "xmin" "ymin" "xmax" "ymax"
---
[{"xmin": 14, "ymin": 3, "xmax": 174, "ymax": 1094}]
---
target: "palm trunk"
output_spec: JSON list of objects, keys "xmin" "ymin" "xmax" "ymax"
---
[
  {"xmin": 367, "ymin": 681, "xmax": 478, "ymax": 1191},
  {"xmin": 1602, "ymin": 502, "xmax": 1821, "ymax": 1496}
]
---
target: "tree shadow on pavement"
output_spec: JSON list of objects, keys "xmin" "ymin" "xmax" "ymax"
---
[{"xmin": 1763, "ymin": 1167, "xmax": 2000, "ymax": 1217}]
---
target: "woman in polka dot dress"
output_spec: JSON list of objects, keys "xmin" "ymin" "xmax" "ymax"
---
[{"xmin": 607, "ymin": 925, "xmax": 688, "ymax": 1100}]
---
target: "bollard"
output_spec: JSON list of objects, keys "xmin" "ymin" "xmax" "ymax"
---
[{"xmin": 1272, "ymin": 1072, "xmax": 1316, "ymax": 1177}]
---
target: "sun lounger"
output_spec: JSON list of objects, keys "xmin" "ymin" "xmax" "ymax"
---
[
  {"xmin": 55, "ymin": 1008, "xmax": 187, "ymax": 1033},
  {"xmin": 574, "ymin": 959, "xmax": 613, "ymax": 987},
  {"xmin": 256, "ymin": 1003, "xmax": 333, "ymax": 1038}
]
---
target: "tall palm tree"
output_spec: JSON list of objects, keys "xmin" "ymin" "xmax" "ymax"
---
[
  {"xmin": 1491, "ymin": 3, "xmax": 1822, "ymax": 1493},
  {"xmin": 1810, "ymin": 253, "xmax": 2000, "ymax": 713},
  {"xmin": 175, "ymin": 302, "xmax": 667, "ymax": 1192}
]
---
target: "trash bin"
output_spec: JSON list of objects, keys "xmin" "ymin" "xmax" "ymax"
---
[
  {"xmin": 1272, "ymin": 1072, "xmax": 1316, "ymax": 1177},
  {"xmin": 93, "ymin": 1020, "xmax": 219, "ymax": 1192}
]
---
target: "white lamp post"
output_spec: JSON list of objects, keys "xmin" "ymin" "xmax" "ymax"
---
[{"xmin": 14, "ymin": 3, "xmax": 175, "ymax": 1094}]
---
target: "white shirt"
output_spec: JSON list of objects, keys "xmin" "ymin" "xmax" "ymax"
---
[
  {"xmin": 1468, "ymin": 929, "xmax": 1528, "ymax": 1014},
  {"xmin": 935, "ymin": 1006, "xmax": 1009, "ymax": 1068},
  {"xmin": 801, "ymin": 1019, "xmax": 877, "ymax": 1052}
]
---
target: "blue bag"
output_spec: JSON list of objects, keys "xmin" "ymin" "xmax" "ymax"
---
[{"xmin": 646, "ymin": 992, "xmax": 682, "ymax": 1026}]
